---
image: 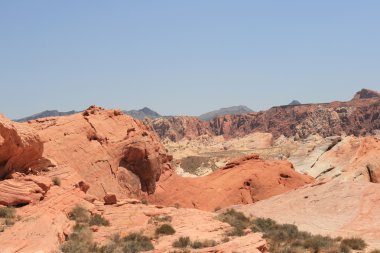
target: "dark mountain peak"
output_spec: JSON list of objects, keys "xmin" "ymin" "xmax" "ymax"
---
[
  {"xmin": 124, "ymin": 107, "xmax": 161, "ymax": 120},
  {"xmin": 15, "ymin": 110, "xmax": 77, "ymax": 122},
  {"xmin": 288, "ymin": 100, "xmax": 301, "ymax": 106},
  {"xmin": 352, "ymin": 88, "xmax": 380, "ymax": 100},
  {"xmin": 140, "ymin": 107, "xmax": 160, "ymax": 117},
  {"xmin": 199, "ymin": 105, "xmax": 253, "ymax": 121}
]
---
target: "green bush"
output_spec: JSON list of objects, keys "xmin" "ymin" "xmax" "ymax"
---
[
  {"xmin": 191, "ymin": 239, "xmax": 217, "ymax": 249},
  {"xmin": 341, "ymin": 237, "xmax": 367, "ymax": 250},
  {"xmin": 89, "ymin": 214, "xmax": 110, "ymax": 227},
  {"xmin": 155, "ymin": 224, "xmax": 176, "ymax": 236},
  {"xmin": 172, "ymin": 237, "xmax": 191, "ymax": 248}
]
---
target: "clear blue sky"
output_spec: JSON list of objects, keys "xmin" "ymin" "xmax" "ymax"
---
[{"xmin": 1, "ymin": 1, "xmax": 379, "ymax": 119}]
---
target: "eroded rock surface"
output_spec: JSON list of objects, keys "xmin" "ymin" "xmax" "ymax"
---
[
  {"xmin": 26, "ymin": 106, "xmax": 171, "ymax": 198},
  {"xmin": 149, "ymin": 155, "xmax": 313, "ymax": 211},
  {"xmin": 233, "ymin": 179, "xmax": 380, "ymax": 249},
  {"xmin": 0, "ymin": 115, "xmax": 44, "ymax": 179}
]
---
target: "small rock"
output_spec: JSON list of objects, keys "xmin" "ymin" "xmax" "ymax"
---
[
  {"xmin": 104, "ymin": 193, "xmax": 117, "ymax": 205},
  {"xmin": 76, "ymin": 181, "xmax": 90, "ymax": 193}
]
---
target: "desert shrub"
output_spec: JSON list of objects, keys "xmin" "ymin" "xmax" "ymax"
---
[
  {"xmin": 226, "ymin": 227, "xmax": 245, "ymax": 237},
  {"xmin": 325, "ymin": 243, "xmax": 352, "ymax": 253},
  {"xmin": 97, "ymin": 232, "xmax": 153, "ymax": 253},
  {"xmin": 370, "ymin": 250, "xmax": 380, "ymax": 253},
  {"xmin": 251, "ymin": 217, "xmax": 277, "ymax": 233},
  {"xmin": 169, "ymin": 250, "xmax": 191, "ymax": 253},
  {"xmin": 266, "ymin": 224, "xmax": 299, "ymax": 242},
  {"xmin": 338, "ymin": 243, "xmax": 352, "ymax": 253},
  {"xmin": 61, "ymin": 224, "xmax": 97, "ymax": 253},
  {"xmin": 191, "ymin": 239, "xmax": 217, "ymax": 249},
  {"xmin": 341, "ymin": 237, "xmax": 367, "ymax": 250},
  {"xmin": 152, "ymin": 215, "xmax": 172, "ymax": 223},
  {"xmin": 122, "ymin": 233, "xmax": 154, "ymax": 252},
  {"xmin": 271, "ymin": 245, "xmax": 305, "ymax": 253},
  {"xmin": 141, "ymin": 199, "xmax": 148, "ymax": 205},
  {"xmin": 155, "ymin": 223, "xmax": 176, "ymax": 236},
  {"xmin": 5, "ymin": 218, "xmax": 15, "ymax": 226},
  {"xmin": 221, "ymin": 236, "xmax": 230, "ymax": 243},
  {"xmin": 89, "ymin": 214, "xmax": 110, "ymax": 226},
  {"xmin": 52, "ymin": 177, "xmax": 61, "ymax": 186},
  {"xmin": 172, "ymin": 236, "xmax": 191, "ymax": 248},
  {"xmin": 303, "ymin": 235, "xmax": 335, "ymax": 252},
  {"xmin": 0, "ymin": 207, "xmax": 16, "ymax": 219},
  {"xmin": 69, "ymin": 205, "xmax": 90, "ymax": 223},
  {"xmin": 217, "ymin": 209, "xmax": 250, "ymax": 231},
  {"xmin": 0, "ymin": 207, "xmax": 17, "ymax": 231}
]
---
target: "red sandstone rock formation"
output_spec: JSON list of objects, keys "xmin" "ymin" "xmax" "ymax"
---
[
  {"xmin": 0, "ymin": 115, "xmax": 45, "ymax": 179},
  {"xmin": 150, "ymin": 89, "xmax": 380, "ymax": 141},
  {"xmin": 25, "ymin": 106, "xmax": 172, "ymax": 198},
  {"xmin": 0, "ymin": 175, "xmax": 51, "ymax": 206},
  {"xmin": 146, "ymin": 116, "xmax": 213, "ymax": 141},
  {"xmin": 149, "ymin": 155, "xmax": 313, "ymax": 211}
]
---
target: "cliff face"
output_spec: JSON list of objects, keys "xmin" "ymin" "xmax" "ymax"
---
[
  {"xmin": 146, "ymin": 116, "xmax": 213, "ymax": 141},
  {"xmin": 150, "ymin": 90, "xmax": 380, "ymax": 140}
]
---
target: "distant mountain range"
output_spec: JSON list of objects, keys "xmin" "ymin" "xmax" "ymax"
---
[
  {"xmin": 198, "ymin": 105, "xmax": 253, "ymax": 121},
  {"xmin": 15, "ymin": 110, "xmax": 77, "ymax": 122},
  {"xmin": 15, "ymin": 107, "xmax": 162, "ymax": 122},
  {"xmin": 17, "ymin": 89, "xmax": 380, "ymax": 123},
  {"xmin": 15, "ymin": 105, "xmax": 254, "ymax": 122}
]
